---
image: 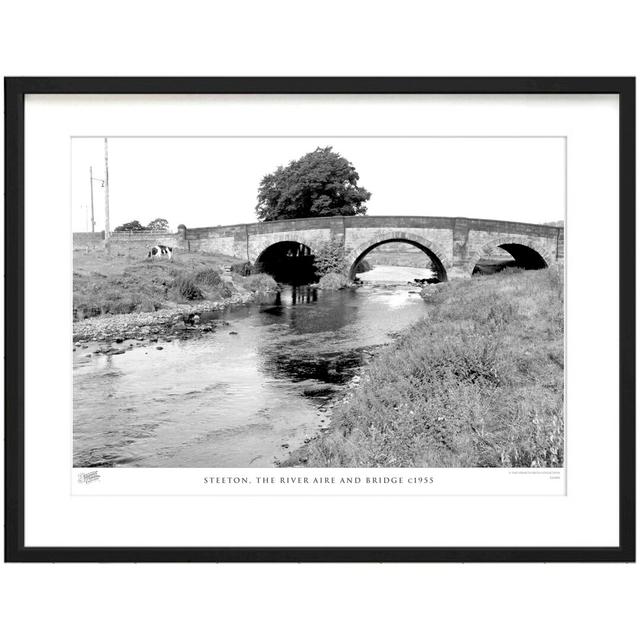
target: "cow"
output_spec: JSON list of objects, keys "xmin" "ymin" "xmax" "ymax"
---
[{"xmin": 147, "ymin": 245, "xmax": 174, "ymax": 261}]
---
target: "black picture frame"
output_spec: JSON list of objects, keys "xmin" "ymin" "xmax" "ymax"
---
[{"xmin": 4, "ymin": 77, "xmax": 636, "ymax": 563}]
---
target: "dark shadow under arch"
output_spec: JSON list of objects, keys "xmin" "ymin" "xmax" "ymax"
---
[
  {"xmin": 472, "ymin": 243, "xmax": 548, "ymax": 276},
  {"xmin": 349, "ymin": 239, "xmax": 448, "ymax": 282},
  {"xmin": 254, "ymin": 241, "xmax": 316, "ymax": 285}
]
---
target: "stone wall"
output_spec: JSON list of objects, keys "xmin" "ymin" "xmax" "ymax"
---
[
  {"xmin": 107, "ymin": 230, "xmax": 187, "ymax": 257},
  {"xmin": 464, "ymin": 229, "xmax": 559, "ymax": 275},
  {"xmin": 186, "ymin": 224, "xmax": 247, "ymax": 258},
  {"xmin": 556, "ymin": 227, "xmax": 565, "ymax": 260},
  {"xmin": 185, "ymin": 220, "xmax": 336, "ymax": 261},
  {"xmin": 73, "ymin": 229, "xmax": 188, "ymax": 257},
  {"xmin": 247, "ymin": 228, "xmax": 332, "ymax": 263},
  {"xmin": 344, "ymin": 226, "xmax": 454, "ymax": 269},
  {"xmin": 173, "ymin": 216, "xmax": 564, "ymax": 279}
]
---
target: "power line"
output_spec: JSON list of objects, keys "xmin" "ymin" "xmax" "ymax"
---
[
  {"xmin": 104, "ymin": 137, "xmax": 110, "ymax": 239},
  {"xmin": 89, "ymin": 166, "xmax": 105, "ymax": 234}
]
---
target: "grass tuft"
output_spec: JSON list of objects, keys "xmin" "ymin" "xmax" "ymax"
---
[
  {"xmin": 304, "ymin": 266, "xmax": 564, "ymax": 468},
  {"xmin": 242, "ymin": 273, "xmax": 278, "ymax": 292},
  {"xmin": 318, "ymin": 272, "xmax": 349, "ymax": 290},
  {"xmin": 73, "ymin": 250, "xmax": 247, "ymax": 317},
  {"xmin": 170, "ymin": 275, "xmax": 203, "ymax": 300},
  {"xmin": 194, "ymin": 268, "xmax": 222, "ymax": 287}
]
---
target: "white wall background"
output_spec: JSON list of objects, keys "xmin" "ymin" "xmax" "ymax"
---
[{"xmin": 1, "ymin": 2, "xmax": 638, "ymax": 640}]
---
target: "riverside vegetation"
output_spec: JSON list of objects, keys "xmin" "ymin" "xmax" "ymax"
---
[
  {"xmin": 73, "ymin": 250, "xmax": 277, "ymax": 319},
  {"xmin": 72, "ymin": 250, "xmax": 278, "ymax": 344},
  {"xmin": 74, "ymin": 246, "xmax": 563, "ymax": 469},
  {"xmin": 294, "ymin": 266, "xmax": 564, "ymax": 468}
]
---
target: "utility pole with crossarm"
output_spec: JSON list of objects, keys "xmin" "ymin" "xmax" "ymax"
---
[{"xmin": 104, "ymin": 137, "xmax": 110, "ymax": 239}]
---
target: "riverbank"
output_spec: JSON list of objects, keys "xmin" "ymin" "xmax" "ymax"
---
[
  {"xmin": 73, "ymin": 249, "xmax": 277, "ymax": 343},
  {"xmin": 72, "ymin": 290, "xmax": 255, "ymax": 344},
  {"xmin": 286, "ymin": 267, "xmax": 564, "ymax": 468}
]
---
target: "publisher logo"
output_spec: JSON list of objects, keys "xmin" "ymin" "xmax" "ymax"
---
[{"xmin": 78, "ymin": 470, "xmax": 101, "ymax": 484}]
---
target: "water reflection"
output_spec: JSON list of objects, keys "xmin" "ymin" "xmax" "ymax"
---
[
  {"xmin": 290, "ymin": 287, "xmax": 318, "ymax": 305},
  {"xmin": 73, "ymin": 283, "xmax": 428, "ymax": 468}
]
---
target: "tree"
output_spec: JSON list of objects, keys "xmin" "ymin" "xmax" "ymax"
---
[
  {"xmin": 313, "ymin": 240, "xmax": 348, "ymax": 277},
  {"xmin": 114, "ymin": 220, "xmax": 146, "ymax": 232},
  {"xmin": 255, "ymin": 147, "xmax": 371, "ymax": 222},
  {"xmin": 147, "ymin": 217, "xmax": 170, "ymax": 231}
]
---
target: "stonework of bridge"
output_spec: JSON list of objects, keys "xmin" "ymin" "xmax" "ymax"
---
[{"xmin": 179, "ymin": 216, "xmax": 564, "ymax": 279}]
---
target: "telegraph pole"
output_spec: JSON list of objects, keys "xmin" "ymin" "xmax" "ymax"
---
[
  {"xmin": 104, "ymin": 137, "xmax": 110, "ymax": 239},
  {"xmin": 89, "ymin": 166, "xmax": 96, "ymax": 233}
]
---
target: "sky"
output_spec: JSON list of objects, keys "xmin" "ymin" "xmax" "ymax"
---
[{"xmin": 71, "ymin": 137, "xmax": 565, "ymax": 232}]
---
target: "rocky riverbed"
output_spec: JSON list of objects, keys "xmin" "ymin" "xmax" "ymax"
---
[{"xmin": 72, "ymin": 290, "xmax": 258, "ymax": 347}]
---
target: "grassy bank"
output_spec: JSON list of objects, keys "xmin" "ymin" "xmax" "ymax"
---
[
  {"xmin": 73, "ymin": 250, "xmax": 276, "ymax": 319},
  {"xmin": 301, "ymin": 267, "xmax": 564, "ymax": 468}
]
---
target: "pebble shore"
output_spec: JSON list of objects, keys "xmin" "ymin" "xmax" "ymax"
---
[{"xmin": 72, "ymin": 291, "xmax": 255, "ymax": 345}]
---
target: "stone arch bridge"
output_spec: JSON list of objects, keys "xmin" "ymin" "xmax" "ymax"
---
[{"xmin": 177, "ymin": 216, "xmax": 563, "ymax": 280}]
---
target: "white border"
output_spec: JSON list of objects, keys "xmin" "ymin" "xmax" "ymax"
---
[
  {"xmin": 73, "ymin": 467, "xmax": 565, "ymax": 497},
  {"xmin": 24, "ymin": 94, "xmax": 619, "ymax": 547}
]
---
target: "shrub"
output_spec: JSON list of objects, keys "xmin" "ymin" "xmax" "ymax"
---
[
  {"xmin": 171, "ymin": 275, "xmax": 203, "ymax": 300},
  {"xmin": 302, "ymin": 268, "xmax": 564, "ymax": 468},
  {"xmin": 242, "ymin": 273, "xmax": 278, "ymax": 293},
  {"xmin": 73, "ymin": 270, "xmax": 167, "ymax": 317},
  {"xmin": 313, "ymin": 241, "xmax": 348, "ymax": 278},
  {"xmin": 194, "ymin": 268, "xmax": 222, "ymax": 287},
  {"xmin": 498, "ymin": 413, "xmax": 564, "ymax": 468},
  {"xmin": 318, "ymin": 272, "xmax": 349, "ymax": 290},
  {"xmin": 73, "ymin": 251, "xmax": 245, "ymax": 318}
]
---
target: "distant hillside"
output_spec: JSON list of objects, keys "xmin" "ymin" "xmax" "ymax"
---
[
  {"xmin": 365, "ymin": 244, "xmax": 430, "ymax": 268},
  {"xmin": 365, "ymin": 242, "xmax": 513, "ymax": 268}
]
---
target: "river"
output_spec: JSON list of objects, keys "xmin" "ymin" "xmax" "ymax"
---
[{"xmin": 73, "ymin": 272, "xmax": 431, "ymax": 468}]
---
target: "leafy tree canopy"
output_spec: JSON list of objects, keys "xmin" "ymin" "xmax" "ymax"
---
[
  {"xmin": 256, "ymin": 147, "xmax": 371, "ymax": 222},
  {"xmin": 114, "ymin": 220, "xmax": 146, "ymax": 232},
  {"xmin": 113, "ymin": 218, "xmax": 170, "ymax": 232},
  {"xmin": 146, "ymin": 217, "xmax": 170, "ymax": 231}
]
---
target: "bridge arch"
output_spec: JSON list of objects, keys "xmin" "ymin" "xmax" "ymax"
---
[
  {"xmin": 346, "ymin": 232, "xmax": 450, "ymax": 281},
  {"xmin": 249, "ymin": 232, "xmax": 321, "ymax": 264},
  {"xmin": 467, "ymin": 237, "xmax": 552, "ymax": 276},
  {"xmin": 254, "ymin": 238, "xmax": 318, "ymax": 285}
]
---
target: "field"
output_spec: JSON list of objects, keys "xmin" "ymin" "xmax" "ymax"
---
[
  {"xmin": 300, "ymin": 267, "xmax": 564, "ymax": 468},
  {"xmin": 73, "ymin": 249, "xmax": 273, "ymax": 319}
]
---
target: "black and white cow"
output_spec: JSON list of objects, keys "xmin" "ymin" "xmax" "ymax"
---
[{"xmin": 147, "ymin": 245, "xmax": 174, "ymax": 261}]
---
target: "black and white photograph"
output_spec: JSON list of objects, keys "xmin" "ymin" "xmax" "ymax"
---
[
  {"xmin": 2, "ymin": 1, "xmax": 638, "ymax": 636},
  {"xmin": 6, "ymin": 77, "xmax": 632, "ymax": 564},
  {"xmin": 72, "ymin": 135, "xmax": 565, "ymax": 470}
]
